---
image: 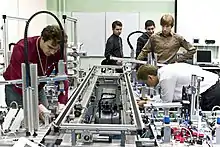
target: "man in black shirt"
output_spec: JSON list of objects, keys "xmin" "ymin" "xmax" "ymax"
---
[
  {"xmin": 104, "ymin": 20, "xmax": 123, "ymax": 66},
  {"xmin": 136, "ymin": 20, "xmax": 155, "ymax": 59}
]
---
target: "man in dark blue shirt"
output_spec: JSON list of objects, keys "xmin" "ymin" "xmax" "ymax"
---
[
  {"xmin": 136, "ymin": 20, "xmax": 155, "ymax": 60},
  {"xmin": 104, "ymin": 20, "xmax": 123, "ymax": 65}
]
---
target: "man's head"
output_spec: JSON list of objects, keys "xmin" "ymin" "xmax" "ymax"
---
[
  {"xmin": 40, "ymin": 25, "xmax": 68, "ymax": 56},
  {"xmin": 137, "ymin": 64, "xmax": 159, "ymax": 87},
  {"xmin": 145, "ymin": 20, "xmax": 155, "ymax": 36},
  {"xmin": 112, "ymin": 20, "xmax": 122, "ymax": 36},
  {"xmin": 160, "ymin": 14, "xmax": 174, "ymax": 36}
]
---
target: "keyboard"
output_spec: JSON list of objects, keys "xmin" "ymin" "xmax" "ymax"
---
[{"xmin": 198, "ymin": 64, "xmax": 219, "ymax": 67}]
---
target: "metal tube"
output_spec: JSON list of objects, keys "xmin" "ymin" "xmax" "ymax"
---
[
  {"xmin": 58, "ymin": 60, "xmax": 65, "ymax": 75},
  {"xmin": 110, "ymin": 56, "xmax": 165, "ymax": 67},
  {"xmin": 190, "ymin": 75, "xmax": 197, "ymax": 120},
  {"xmin": 28, "ymin": 87, "xmax": 34, "ymax": 134},
  {"xmin": 3, "ymin": 17, "xmax": 9, "ymax": 69},
  {"xmin": 121, "ymin": 131, "xmax": 126, "ymax": 146},
  {"xmin": 6, "ymin": 16, "xmax": 28, "ymax": 21},
  {"xmin": 0, "ymin": 74, "xmax": 68, "ymax": 86},
  {"xmin": 30, "ymin": 64, "xmax": 39, "ymax": 131},
  {"xmin": 196, "ymin": 77, "xmax": 203, "ymax": 111},
  {"xmin": 71, "ymin": 130, "xmax": 76, "ymax": 146},
  {"xmin": 60, "ymin": 123, "xmax": 136, "ymax": 131},
  {"xmin": 148, "ymin": 52, "xmax": 157, "ymax": 66},
  {"xmin": 63, "ymin": 18, "xmax": 68, "ymax": 62},
  {"xmin": 63, "ymin": 14, "xmax": 77, "ymax": 47},
  {"xmin": 66, "ymin": 16, "xmax": 77, "ymax": 22},
  {"xmin": 22, "ymin": 63, "xmax": 28, "ymax": 132},
  {"xmin": 73, "ymin": 21, "xmax": 77, "ymax": 47},
  {"xmin": 2, "ymin": 15, "xmax": 29, "ymax": 69},
  {"xmin": 70, "ymin": 21, "xmax": 73, "ymax": 43}
]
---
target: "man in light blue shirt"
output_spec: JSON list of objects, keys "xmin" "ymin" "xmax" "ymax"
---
[{"xmin": 136, "ymin": 63, "xmax": 220, "ymax": 111}]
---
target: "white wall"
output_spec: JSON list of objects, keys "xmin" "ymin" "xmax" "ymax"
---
[
  {"xmin": 177, "ymin": 0, "xmax": 220, "ymax": 45},
  {"xmin": 0, "ymin": 0, "xmax": 47, "ymax": 44}
]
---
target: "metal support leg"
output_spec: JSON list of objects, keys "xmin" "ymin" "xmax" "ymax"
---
[
  {"xmin": 163, "ymin": 108, "xmax": 171, "ymax": 143},
  {"xmin": 2, "ymin": 15, "xmax": 28, "ymax": 70},
  {"xmin": 62, "ymin": 15, "xmax": 67, "ymax": 62},
  {"xmin": 190, "ymin": 75, "xmax": 197, "ymax": 121},
  {"xmin": 30, "ymin": 64, "xmax": 39, "ymax": 132},
  {"xmin": 73, "ymin": 21, "xmax": 77, "ymax": 47},
  {"xmin": 121, "ymin": 131, "xmax": 126, "ymax": 146},
  {"xmin": 71, "ymin": 130, "xmax": 76, "ymax": 146},
  {"xmin": 196, "ymin": 77, "xmax": 203, "ymax": 112},
  {"xmin": 2, "ymin": 15, "xmax": 9, "ymax": 69},
  {"xmin": 147, "ymin": 52, "xmax": 157, "ymax": 66},
  {"xmin": 22, "ymin": 63, "xmax": 33, "ymax": 136}
]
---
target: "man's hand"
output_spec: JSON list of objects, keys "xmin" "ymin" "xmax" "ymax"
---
[
  {"xmin": 58, "ymin": 103, "xmax": 65, "ymax": 113},
  {"xmin": 38, "ymin": 104, "xmax": 50, "ymax": 122},
  {"xmin": 132, "ymin": 63, "xmax": 137, "ymax": 70},
  {"xmin": 116, "ymin": 60, "xmax": 122, "ymax": 65},
  {"xmin": 137, "ymin": 100, "xmax": 147, "ymax": 107}
]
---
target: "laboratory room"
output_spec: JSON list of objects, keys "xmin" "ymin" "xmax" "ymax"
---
[{"xmin": 1, "ymin": 0, "xmax": 220, "ymax": 146}]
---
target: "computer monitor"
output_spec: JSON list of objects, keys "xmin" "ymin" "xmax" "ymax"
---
[{"xmin": 193, "ymin": 50, "xmax": 212, "ymax": 64}]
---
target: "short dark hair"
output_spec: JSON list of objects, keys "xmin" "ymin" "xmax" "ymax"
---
[
  {"xmin": 112, "ymin": 20, "xmax": 122, "ymax": 29},
  {"xmin": 41, "ymin": 25, "xmax": 67, "ymax": 46},
  {"xmin": 145, "ymin": 20, "xmax": 155, "ymax": 28}
]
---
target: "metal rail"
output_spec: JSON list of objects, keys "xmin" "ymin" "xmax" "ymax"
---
[
  {"xmin": 54, "ymin": 66, "xmax": 97, "ymax": 126},
  {"xmin": 124, "ymin": 72, "xmax": 144, "ymax": 131}
]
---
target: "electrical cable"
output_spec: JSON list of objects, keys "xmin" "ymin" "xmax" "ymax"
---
[
  {"xmin": 9, "ymin": 101, "xmax": 19, "ymax": 109},
  {"xmin": 127, "ymin": 31, "xmax": 145, "ymax": 58},
  {"xmin": 211, "ymin": 105, "xmax": 220, "ymax": 113},
  {"xmin": 0, "ymin": 128, "xmax": 17, "ymax": 140}
]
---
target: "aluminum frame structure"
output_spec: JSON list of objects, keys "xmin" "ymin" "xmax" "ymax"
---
[
  {"xmin": 62, "ymin": 14, "xmax": 77, "ymax": 60},
  {"xmin": 42, "ymin": 65, "xmax": 144, "ymax": 146},
  {"xmin": 2, "ymin": 15, "xmax": 28, "ymax": 70},
  {"xmin": 189, "ymin": 75, "xmax": 204, "ymax": 121}
]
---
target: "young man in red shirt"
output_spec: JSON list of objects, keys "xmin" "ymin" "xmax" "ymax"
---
[{"xmin": 3, "ymin": 25, "xmax": 69, "ymax": 110}]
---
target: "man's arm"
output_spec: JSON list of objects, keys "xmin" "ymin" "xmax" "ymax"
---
[
  {"xmin": 136, "ymin": 37, "xmax": 144, "ymax": 59},
  {"xmin": 177, "ymin": 36, "xmax": 196, "ymax": 62},
  {"xmin": 160, "ymin": 76, "xmax": 177, "ymax": 103},
  {"xmin": 104, "ymin": 39, "xmax": 114, "ymax": 60},
  {"xmin": 8, "ymin": 45, "xmax": 24, "ymax": 79},
  {"xmin": 137, "ymin": 37, "xmax": 152, "ymax": 60}
]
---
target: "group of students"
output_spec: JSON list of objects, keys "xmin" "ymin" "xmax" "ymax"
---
[
  {"xmin": 104, "ymin": 14, "xmax": 220, "ymax": 111},
  {"xmin": 4, "ymin": 14, "xmax": 220, "ymax": 112}
]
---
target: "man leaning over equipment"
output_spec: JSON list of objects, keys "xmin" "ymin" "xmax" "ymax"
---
[
  {"xmin": 3, "ymin": 25, "xmax": 69, "ymax": 112},
  {"xmin": 136, "ymin": 63, "xmax": 220, "ymax": 111}
]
